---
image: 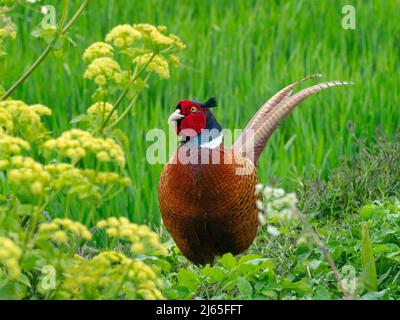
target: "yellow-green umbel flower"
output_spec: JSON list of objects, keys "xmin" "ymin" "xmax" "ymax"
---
[
  {"xmin": 168, "ymin": 54, "xmax": 181, "ymax": 67},
  {"xmin": 96, "ymin": 217, "xmax": 168, "ymax": 256},
  {"xmin": 134, "ymin": 53, "xmax": 170, "ymax": 79},
  {"xmin": 135, "ymin": 23, "xmax": 174, "ymax": 46},
  {"xmin": 0, "ymin": 132, "xmax": 30, "ymax": 158},
  {"xmin": 87, "ymin": 102, "xmax": 118, "ymax": 123},
  {"xmin": 133, "ymin": 23, "xmax": 185, "ymax": 50},
  {"xmin": 38, "ymin": 218, "xmax": 92, "ymax": 244},
  {"xmin": 44, "ymin": 129, "xmax": 126, "ymax": 166},
  {"xmin": 105, "ymin": 24, "xmax": 142, "ymax": 48},
  {"xmin": 0, "ymin": 100, "xmax": 51, "ymax": 140},
  {"xmin": 7, "ymin": 156, "xmax": 52, "ymax": 196},
  {"xmin": 44, "ymin": 163, "xmax": 130, "ymax": 201},
  {"xmin": 0, "ymin": 6, "xmax": 17, "ymax": 42},
  {"xmin": 29, "ymin": 104, "xmax": 52, "ymax": 116},
  {"xmin": 83, "ymin": 42, "xmax": 114, "ymax": 63},
  {"xmin": 57, "ymin": 250, "xmax": 165, "ymax": 299},
  {"xmin": 169, "ymin": 34, "xmax": 186, "ymax": 50},
  {"xmin": 84, "ymin": 57, "xmax": 122, "ymax": 87},
  {"xmin": 0, "ymin": 108, "xmax": 13, "ymax": 131},
  {"xmin": 0, "ymin": 237, "xmax": 22, "ymax": 279}
]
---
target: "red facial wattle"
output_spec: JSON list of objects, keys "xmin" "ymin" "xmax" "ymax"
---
[
  {"xmin": 175, "ymin": 100, "xmax": 207, "ymax": 136},
  {"xmin": 179, "ymin": 112, "xmax": 206, "ymax": 136}
]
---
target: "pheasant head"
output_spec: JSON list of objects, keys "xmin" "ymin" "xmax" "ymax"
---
[{"xmin": 168, "ymin": 98, "xmax": 220, "ymax": 137}]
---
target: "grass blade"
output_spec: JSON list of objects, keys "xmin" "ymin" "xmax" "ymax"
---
[{"xmin": 361, "ymin": 222, "xmax": 378, "ymax": 291}]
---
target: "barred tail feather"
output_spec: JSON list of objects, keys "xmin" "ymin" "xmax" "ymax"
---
[{"xmin": 233, "ymin": 78, "xmax": 354, "ymax": 164}]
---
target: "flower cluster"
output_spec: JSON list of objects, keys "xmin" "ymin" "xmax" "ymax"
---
[
  {"xmin": 29, "ymin": 104, "xmax": 52, "ymax": 116},
  {"xmin": 57, "ymin": 250, "xmax": 164, "ymax": 299},
  {"xmin": 0, "ymin": 237, "xmax": 22, "ymax": 279},
  {"xmin": 86, "ymin": 101, "xmax": 118, "ymax": 123},
  {"xmin": 43, "ymin": 129, "xmax": 126, "ymax": 166},
  {"xmin": 0, "ymin": 6, "xmax": 17, "ymax": 42},
  {"xmin": 167, "ymin": 54, "xmax": 181, "ymax": 67},
  {"xmin": 1, "ymin": 156, "xmax": 130, "ymax": 201},
  {"xmin": 92, "ymin": 171, "xmax": 131, "ymax": 186},
  {"xmin": 44, "ymin": 163, "xmax": 130, "ymax": 201},
  {"xmin": 83, "ymin": 42, "xmax": 114, "ymax": 63},
  {"xmin": 256, "ymin": 185, "xmax": 299, "ymax": 234},
  {"xmin": 0, "ymin": 107, "xmax": 13, "ymax": 131},
  {"xmin": 0, "ymin": 132, "xmax": 30, "ymax": 158},
  {"xmin": 96, "ymin": 217, "xmax": 168, "ymax": 256},
  {"xmin": 38, "ymin": 218, "xmax": 92, "ymax": 244},
  {"xmin": 133, "ymin": 23, "xmax": 185, "ymax": 50},
  {"xmin": 133, "ymin": 23, "xmax": 173, "ymax": 46},
  {"xmin": 6, "ymin": 156, "xmax": 52, "ymax": 196},
  {"xmin": 83, "ymin": 23, "xmax": 185, "ymax": 92},
  {"xmin": 134, "ymin": 53, "xmax": 170, "ymax": 79},
  {"xmin": 0, "ymin": 100, "xmax": 51, "ymax": 140},
  {"xmin": 84, "ymin": 57, "xmax": 122, "ymax": 87},
  {"xmin": 130, "ymin": 24, "xmax": 185, "ymax": 79},
  {"xmin": 105, "ymin": 24, "xmax": 142, "ymax": 49}
]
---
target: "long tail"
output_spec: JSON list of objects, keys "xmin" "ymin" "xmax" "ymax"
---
[{"xmin": 233, "ymin": 75, "xmax": 354, "ymax": 164}]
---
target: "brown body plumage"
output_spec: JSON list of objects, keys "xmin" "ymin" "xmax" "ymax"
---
[
  {"xmin": 159, "ymin": 145, "xmax": 259, "ymax": 265},
  {"xmin": 158, "ymin": 75, "xmax": 353, "ymax": 265}
]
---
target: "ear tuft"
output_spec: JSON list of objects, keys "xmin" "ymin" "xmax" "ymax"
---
[{"xmin": 200, "ymin": 97, "xmax": 217, "ymax": 108}]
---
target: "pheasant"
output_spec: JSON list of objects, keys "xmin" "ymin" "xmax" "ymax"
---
[{"xmin": 158, "ymin": 74, "xmax": 352, "ymax": 265}]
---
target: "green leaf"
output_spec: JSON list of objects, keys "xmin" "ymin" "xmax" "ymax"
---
[
  {"xmin": 70, "ymin": 114, "xmax": 89, "ymax": 124},
  {"xmin": 361, "ymin": 222, "xmax": 378, "ymax": 291},
  {"xmin": 131, "ymin": 78, "xmax": 148, "ymax": 92},
  {"xmin": 177, "ymin": 269, "xmax": 199, "ymax": 293},
  {"xmin": 315, "ymin": 286, "xmax": 332, "ymax": 299},
  {"xmin": 373, "ymin": 243, "xmax": 400, "ymax": 255},
  {"xmin": 238, "ymin": 254, "xmax": 262, "ymax": 264},
  {"xmin": 31, "ymin": 25, "xmax": 57, "ymax": 44},
  {"xmin": 52, "ymin": 34, "xmax": 76, "ymax": 57},
  {"xmin": 359, "ymin": 204, "xmax": 387, "ymax": 220},
  {"xmin": 361, "ymin": 290, "xmax": 388, "ymax": 300},
  {"xmin": 20, "ymin": 252, "xmax": 40, "ymax": 272},
  {"xmin": 237, "ymin": 277, "xmax": 253, "ymax": 297},
  {"xmin": 331, "ymin": 245, "xmax": 344, "ymax": 261},
  {"xmin": 164, "ymin": 286, "xmax": 190, "ymax": 299},
  {"xmin": 144, "ymin": 257, "xmax": 172, "ymax": 272},
  {"xmin": 308, "ymin": 259, "xmax": 322, "ymax": 270},
  {"xmin": 260, "ymin": 290, "xmax": 278, "ymax": 299},
  {"xmin": 200, "ymin": 265, "xmax": 225, "ymax": 283},
  {"xmin": 218, "ymin": 253, "xmax": 236, "ymax": 270},
  {"xmin": 16, "ymin": 273, "xmax": 31, "ymax": 288},
  {"xmin": 279, "ymin": 277, "xmax": 312, "ymax": 296}
]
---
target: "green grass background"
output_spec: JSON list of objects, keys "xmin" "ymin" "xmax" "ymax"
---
[{"xmin": 1, "ymin": 0, "xmax": 399, "ymax": 225}]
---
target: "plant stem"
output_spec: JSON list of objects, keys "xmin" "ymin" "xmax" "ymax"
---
[
  {"xmin": 0, "ymin": 0, "xmax": 89, "ymax": 101},
  {"xmin": 1, "ymin": 45, "xmax": 52, "ymax": 101},
  {"xmin": 58, "ymin": 0, "xmax": 70, "ymax": 31},
  {"xmin": 101, "ymin": 53, "xmax": 157, "ymax": 130},
  {"xmin": 107, "ymin": 73, "xmax": 150, "ymax": 130},
  {"xmin": 85, "ymin": 206, "xmax": 96, "ymax": 226},
  {"xmin": 105, "ymin": 93, "xmax": 138, "ymax": 131},
  {"xmin": 20, "ymin": 201, "xmax": 48, "ymax": 263},
  {"xmin": 101, "ymin": 87, "xmax": 130, "ymax": 130},
  {"xmin": 62, "ymin": 0, "xmax": 89, "ymax": 34}
]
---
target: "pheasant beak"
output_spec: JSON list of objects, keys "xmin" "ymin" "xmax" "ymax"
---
[
  {"xmin": 168, "ymin": 109, "xmax": 185, "ymax": 124},
  {"xmin": 168, "ymin": 109, "xmax": 185, "ymax": 134}
]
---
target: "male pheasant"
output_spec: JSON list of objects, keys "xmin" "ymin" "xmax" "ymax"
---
[{"xmin": 158, "ymin": 74, "xmax": 352, "ymax": 265}]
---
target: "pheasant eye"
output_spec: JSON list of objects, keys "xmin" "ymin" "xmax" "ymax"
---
[{"xmin": 190, "ymin": 106, "xmax": 197, "ymax": 113}]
